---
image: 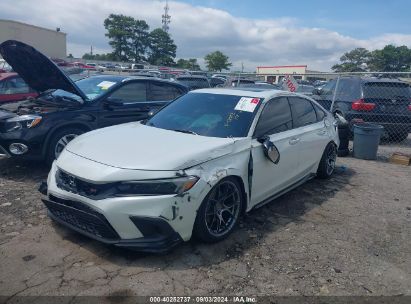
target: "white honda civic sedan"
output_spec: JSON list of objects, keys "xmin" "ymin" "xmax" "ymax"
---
[{"xmin": 40, "ymin": 88, "xmax": 339, "ymax": 252}]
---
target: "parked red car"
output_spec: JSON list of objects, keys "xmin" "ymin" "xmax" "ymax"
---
[
  {"xmin": 0, "ymin": 72, "xmax": 38, "ymax": 103},
  {"xmin": 72, "ymin": 62, "xmax": 95, "ymax": 69}
]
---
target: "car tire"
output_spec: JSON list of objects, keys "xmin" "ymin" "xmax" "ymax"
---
[
  {"xmin": 193, "ymin": 177, "xmax": 244, "ymax": 243},
  {"xmin": 317, "ymin": 143, "xmax": 337, "ymax": 179},
  {"xmin": 389, "ymin": 131, "xmax": 409, "ymax": 142},
  {"xmin": 46, "ymin": 127, "xmax": 85, "ymax": 165}
]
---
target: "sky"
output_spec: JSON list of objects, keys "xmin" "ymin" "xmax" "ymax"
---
[{"xmin": 1, "ymin": 0, "xmax": 410, "ymax": 71}]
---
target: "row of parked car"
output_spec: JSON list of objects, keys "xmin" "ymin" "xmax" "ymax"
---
[
  {"xmin": 1, "ymin": 40, "xmax": 410, "ymax": 167},
  {"xmin": 0, "ymin": 41, "xmax": 343, "ymax": 252}
]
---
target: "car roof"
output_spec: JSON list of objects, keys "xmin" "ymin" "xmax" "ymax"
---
[
  {"xmin": 339, "ymin": 76, "xmax": 407, "ymax": 84},
  {"xmin": 192, "ymin": 88, "xmax": 289, "ymax": 100},
  {"xmin": 176, "ymin": 75, "xmax": 208, "ymax": 80}
]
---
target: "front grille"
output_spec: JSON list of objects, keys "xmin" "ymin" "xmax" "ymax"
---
[
  {"xmin": 43, "ymin": 196, "xmax": 119, "ymax": 240},
  {"xmin": 56, "ymin": 169, "xmax": 116, "ymax": 200}
]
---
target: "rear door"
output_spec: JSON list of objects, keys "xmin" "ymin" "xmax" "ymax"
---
[
  {"xmin": 250, "ymin": 97, "xmax": 301, "ymax": 206},
  {"xmin": 288, "ymin": 96, "xmax": 330, "ymax": 175},
  {"xmin": 314, "ymin": 78, "xmax": 361, "ymax": 113}
]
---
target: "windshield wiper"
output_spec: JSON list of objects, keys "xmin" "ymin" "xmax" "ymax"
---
[{"xmin": 172, "ymin": 129, "xmax": 198, "ymax": 135}]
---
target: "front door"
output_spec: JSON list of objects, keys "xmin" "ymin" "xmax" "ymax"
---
[{"xmin": 250, "ymin": 97, "xmax": 301, "ymax": 207}]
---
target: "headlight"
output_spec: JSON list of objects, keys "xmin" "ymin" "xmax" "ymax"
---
[
  {"xmin": 5, "ymin": 115, "xmax": 42, "ymax": 132},
  {"xmin": 116, "ymin": 176, "xmax": 199, "ymax": 196}
]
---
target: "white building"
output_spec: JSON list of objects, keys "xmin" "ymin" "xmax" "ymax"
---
[
  {"xmin": 256, "ymin": 65, "xmax": 329, "ymax": 83},
  {"xmin": 0, "ymin": 19, "xmax": 67, "ymax": 59}
]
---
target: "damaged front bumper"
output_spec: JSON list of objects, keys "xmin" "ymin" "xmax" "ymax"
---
[
  {"xmin": 40, "ymin": 160, "xmax": 208, "ymax": 252},
  {"xmin": 42, "ymin": 194, "xmax": 182, "ymax": 253}
]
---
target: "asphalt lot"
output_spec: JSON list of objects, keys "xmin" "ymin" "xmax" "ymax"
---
[{"xmin": 0, "ymin": 154, "xmax": 410, "ymax": 298}]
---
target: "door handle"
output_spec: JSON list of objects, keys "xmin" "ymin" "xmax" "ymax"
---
[
  {"xmin": 317, "ymin": 130, "xmax": 327, "ymax": 135},
  {"xmin": 289, "ymin": 138, "xmax": 300, "ymax": 145}
]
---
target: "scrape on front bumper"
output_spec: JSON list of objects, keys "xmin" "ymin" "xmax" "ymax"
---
[{"xmin": 41, "ymin": 191, "xmax": 183, "ymax": 253}]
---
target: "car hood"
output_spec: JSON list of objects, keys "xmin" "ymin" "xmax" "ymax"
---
[
  {"xmin": 0, "ymin": 40, "xmax": 87, "ymax": 102},
  {"xmin": 65, "ymin": 122, "xmax": 236, "ymax": 170}
]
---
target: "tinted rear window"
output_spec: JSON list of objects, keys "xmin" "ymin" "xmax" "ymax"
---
[{"xmin": 363, "ymin": 82, "xmax": 410, "ymax": 99}]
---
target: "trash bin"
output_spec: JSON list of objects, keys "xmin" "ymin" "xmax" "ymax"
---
[{"xmin": 353, "ymin": 123, "xmax": 384, "ymax": 160}]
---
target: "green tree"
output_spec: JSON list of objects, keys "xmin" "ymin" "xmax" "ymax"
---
[
  {"xmin": 147, "ymin": 28, "xmax": 177, "ymax": 66},
  {"xmin": 82, "ymin": 53, "xmax": 117, "ymax": 61},
  {"xmin": 104, "ymin": 14, "xmax": 135, "ymax": 61},
  {"xmin": 176, "ymin": 58, "xmax": 201, "ymax": 70},
  {"xmin": 130, "ymin": 20, "xmax": 150, "ymax": 62},
  {"xmin": 368, "ymin": 45, "xmax": 411, "ymax": 72},
  {"xmin": 331, "ymin": 48, "xmax": 370, "ymax": 72},
  {"xmin": 204, "ymin": 51, "xmax": 232, "ymax": 71}
]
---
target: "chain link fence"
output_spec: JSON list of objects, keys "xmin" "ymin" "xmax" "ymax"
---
[
  {"xmin": 238, "ymin": 71, "xmax": 411, "ymax": 160},
  {"xmin": 68, "ymin": 66, "xmax": 411, "ymax": 160}
]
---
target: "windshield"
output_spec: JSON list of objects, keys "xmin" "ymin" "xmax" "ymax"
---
[
  {"xmin": 51, "ymin": 77, "xmax": 121, "ymax": 101},
  {"xmin": 147, "ymin": 92, "xmax": 263, "ymax": 138}
]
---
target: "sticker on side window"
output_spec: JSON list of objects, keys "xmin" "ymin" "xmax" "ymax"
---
[
  {"xmin": 97, "ymin": 81, "xmax": 116, "ymax": 90},
  {"xmin": 234, "ymin": 97, "xmax": 260, "ymax": 112}
]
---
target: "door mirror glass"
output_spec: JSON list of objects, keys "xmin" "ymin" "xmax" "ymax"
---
[{"xmin": 258, "ymin": 136, "xmax": 280, "ymax": 164}]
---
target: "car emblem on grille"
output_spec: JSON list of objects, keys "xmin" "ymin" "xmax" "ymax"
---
[
  {"xmin": 68, "ymin": 176, "xmax": 76, "ymax": 188},
  {"xmin": 391, "ymin": 99, "xmax": 397, "ymax": 104}
]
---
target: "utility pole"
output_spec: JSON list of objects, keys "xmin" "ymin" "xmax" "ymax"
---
[{"xmin": 162, "ymin": 0, "xmax": 171, "ymax": 33}]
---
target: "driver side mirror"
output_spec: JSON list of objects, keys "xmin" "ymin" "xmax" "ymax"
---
[
  {"xmin": 257, "ymin": 135, "xmax": 280, "ymax": 164},
  {"xmin": 104, "ymin": 97, "xmax": 124, "ymax": 109}
]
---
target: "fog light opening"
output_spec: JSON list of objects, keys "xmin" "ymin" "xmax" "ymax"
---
[{"xmin": 9, "ymin": 143, "xmax": 28, "ymax": 155}]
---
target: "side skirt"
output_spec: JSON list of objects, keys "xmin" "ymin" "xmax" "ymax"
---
[{"xmin": 251, "ymin": 173, "xmax": 316, "ymax": 211}]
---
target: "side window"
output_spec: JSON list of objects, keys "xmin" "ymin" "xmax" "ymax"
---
[
  {"xmin": 149, "ymin": 82, "xmax": 183, "ymax": 101},
  {"xmin": 109, "ymin": 82, "xmax": 147, "ymax": 103},
  {"xmin": 254, "ymin": 97, "xmax": 293, "ymax": 138},
  {"xmin": 9, "ymin": 77, "xmax": 30, "ymax": 93},
  {"xmin": 336, "ymin": 78, "xmax": 360, "ymax": 100},
  {"xmin": 0, "ymin": 80, "xmax": 8, "ymax": 94},
  {"xmin": 289, "ymin": 97, "xmax": 317, "ymax": 128},
  {"xmin": 321, "ymin": 80, "xmax": 336, "ymax": 95},
  {"xmin": 313, "ymin": 104, "xmax": 326, "ymax": 121}
]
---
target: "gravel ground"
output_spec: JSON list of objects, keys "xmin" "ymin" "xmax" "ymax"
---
[{"xmin": 0, "ymin": 152, "xmax": 410, "ymax": 299}]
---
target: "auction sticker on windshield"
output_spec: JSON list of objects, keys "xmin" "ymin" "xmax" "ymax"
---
[
  {"xmin": 234, "ymin": 97, "xmax": 260, "ymax": 112},
  {"xmin": 97, "ymin": 81, "xmax": 116, "ymax": 90}
]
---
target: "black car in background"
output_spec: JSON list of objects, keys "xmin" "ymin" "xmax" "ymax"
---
[
  {"xmin": 313, "ymin": 76, "xmax": 411, "ymax": 141},
  {"xmin": 209, "ymin": 77, "xmax": 225, "ymax": 88},
  {"xmin": 0, "ymin": 40, "xmax": 188, "ymax": 163},
  {"xmin": 175, "ymin": 76, "xmax": 210, "ymax": 90}
]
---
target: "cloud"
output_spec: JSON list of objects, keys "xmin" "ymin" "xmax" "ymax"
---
[{"xmin": 1, "ymin": 0, "xmax": 410, "ymax": 71}]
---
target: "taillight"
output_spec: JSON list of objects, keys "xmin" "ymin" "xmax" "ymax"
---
[
  {"xmin": 408, "ymin": 104, "xmax": 411, "ymax": 111},
  {"xmin": 352, "ymin": 99, "xmax": 376, "ymax": 111}
]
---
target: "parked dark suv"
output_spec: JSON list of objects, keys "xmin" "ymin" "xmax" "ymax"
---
[
  {"xmin": 175, "ymin": 76, "xmax": 210, "ymax": 90},
  {"xmin": 313, "ymin": 76, "xmax": 411, "ymax": 141},
  {"xmin": 0, "ymin": 40, "xmax": 188, "ymax": 163}
]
